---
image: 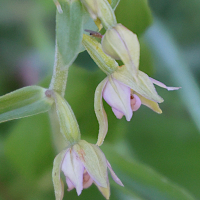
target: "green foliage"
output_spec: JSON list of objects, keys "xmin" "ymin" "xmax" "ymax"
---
[
  {"xmin": 0, "ymin": 86, "xmax": 53, "ymax": 123},
  {"xmin": 56, "ymin": 0, "xmax": 84, "ymax": 66},
  {"xmin": 0, "ymin": 0, "xmax": 200, "ymax": 199}
]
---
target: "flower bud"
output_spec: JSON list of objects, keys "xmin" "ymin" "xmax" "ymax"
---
[
  {"xmin": 102, "ymin": 24, "xmax": 140, "ymax": 80},
  {"xmin": 82, "ymin": 34, "xmax": 118, "ymax": 74},
  {"xmin": 81, "ymin": 0, "xmax": 117, "ymax": 29}
]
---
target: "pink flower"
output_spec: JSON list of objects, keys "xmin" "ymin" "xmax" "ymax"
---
[
  {"xmin": 102, "ymin": 77, "xmax": 141, "ymax": 121},
  {"xmin": 53, "ymin": 140, "xmax": 123, "ymax": 200}
]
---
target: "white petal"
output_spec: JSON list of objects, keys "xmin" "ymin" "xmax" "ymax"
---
[
  {"xmin": 61, "ymin": 150, "xmax": 85, "ymax": 196},
  {"xmin": 150, "ymin": 77, "xmax": 181, "ymax": 91},
  {"xmin": 131, "ymin": 94, "xmax": 141, "ymax": 111},
  {"xmin": 103, "ymin": 77, "xmax": 133, "ymax": 121},
  {"xmin": 107, "ymin": 161, "xmax": 124, "ymax": 187}
]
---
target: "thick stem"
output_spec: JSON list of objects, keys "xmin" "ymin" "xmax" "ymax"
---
[{"xmin": 49, "ymin": 43, "xmax": 68, "ymax": 97}]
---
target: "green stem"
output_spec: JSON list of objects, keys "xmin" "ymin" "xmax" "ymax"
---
[{"xmin": 49, "ymin": 42, "xmax": 68, "ymax": 97}]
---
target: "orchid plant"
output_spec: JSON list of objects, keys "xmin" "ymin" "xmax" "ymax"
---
[{"xmin": 0, "ymin": 0, "xmax": 180, "ymax": 199}]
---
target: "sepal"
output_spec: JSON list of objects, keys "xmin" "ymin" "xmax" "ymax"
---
[
  {"xmin": 73, "ymin": 140, "xmax": 108, "ymax": 188},
  {"xmin": 94, "ymin": 78, "xmax": 109, "ymax": 146},
  {"xmin": 102, "ymin": 24, "xmax": 140, "ymax": 79},
  {"xmin": 0, "ymin": 86, "xmax": 54, "ymax": 123},
  {"xmin": 82, "ymin": 34, "xmax": 118, "ymax": 75},
  {"xmin": 81, "ymin": 0, "xmax": 117, "ymax": 29},
  {"xmin": 132, "ymin": 91, "xmax": 162, "ymax": 114},
  {"xmin": 112, "ymin": 66, "xmax": 164, "ymax": 103},
  {"xmin": 52, "ymin": 150, "xmax": 67, "ymax": 200}
]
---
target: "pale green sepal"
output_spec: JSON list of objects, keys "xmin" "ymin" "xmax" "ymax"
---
[
  {"xmin": 94, "ymin": 182, "xmax": 110, "ymax": 200},
  {"xmin": 52, "ymin": 150, "xmax": 66, "ymax": 200},
  {"xmin": 133, "ymin": 92, "xmax": 162, "ymax": 114},
  {"xmin": 81, "ymin": 0, "xmax": 117, "ymax": 30},
  {"xmin": 82, "ymin": 34, "xmax": 118, "ymax": 75},
  {"xmin": 0, "ymin": 86, "xmax": 54, "ymax": 123},
  {"xmin": 102, "ymin": 24, "xmax": 140, "ymax": 78},
  {"xmin": 113, "ymin": 67, "xmax": 164, "ymax": 103},
  {"xmin": 111, "ymin": 0, "xmax": 120, "ymax": 10},
  {"xmin": 73, "ymin": 140, "xmax": 108, "ymax": 188},
  {"xmin": 98, "ymin": 0, "xmax": 117, "ymax": 29},
  {"xmin": 56, "ymin": 0, "xmax": 84, "ymax": 67},
  {"xmin": 54, "ymin": 92, "xmax": 81, "ymax": 144},
  {"xmin": 95, "ymin": 78, "xmax": 109, "ymax": 146}
]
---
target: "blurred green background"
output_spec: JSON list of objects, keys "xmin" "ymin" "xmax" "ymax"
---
[{"xmin": 0, "ymin": 0, "xmax": 200, "ymax": 199}]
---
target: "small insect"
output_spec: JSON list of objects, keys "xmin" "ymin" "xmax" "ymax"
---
[{"xmin": 84, "ymin": 29, "xmax": 103, "ymax": 38}]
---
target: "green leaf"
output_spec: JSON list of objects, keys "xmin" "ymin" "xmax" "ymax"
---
[
  {"xmin": 103, "ymin": 145, "xmax": 196, "ymax": 200},
  {"xmin": 0, "ymin": 86, "xmax": 53, "ymax": 123},
  {"xmin": 4, "ymin": 113, "xmax": 54, "ymax": 180},
  {"xmin": 56, "ymin": 0, "xmax": 84, "ymax": 66},
  {"xmin": 115, "ymin": 0, "xmax": 153, "ymax": 36}
]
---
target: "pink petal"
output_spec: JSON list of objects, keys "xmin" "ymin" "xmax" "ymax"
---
[
  {"xmin": 66, "ymin": 178, "xmax": 75, "ymax": 191},
  {"xmin": 112, "ymin": 107, "xmax": 124, "ymax": 119},
  {"xmin": 103, "ymin": 78, "xmax": 133, "ymax": 121},
  {"xmin": 150, "ymin": 77, "xmax": 181, "ymax": 91},
  {"xmin": 61, "ymin": 150, "xmax": 85, "ymax": 196},
  {"xmin": 131, "ymin": 94, "xmax": 141, "ymax": 111},
  {"xmin": 106, "ymin": 161, "xmax": 124, "ymax": 187},
  {"xmin": 83, "ymin": 171, "xmax": 94, "ymax": 189}
]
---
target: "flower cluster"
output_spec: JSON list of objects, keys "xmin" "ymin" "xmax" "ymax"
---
[
  {"xmin": 0, "ymin": 1, "xmax": 180, "ymax": 200},
  {"xmin": 81, "ymin": 2, "xmax": 180, "ymax": 145}
]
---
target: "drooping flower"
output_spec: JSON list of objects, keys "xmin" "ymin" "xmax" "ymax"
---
[
  {"xmin": 102, "ymin": 76, "xmax": 141, "ymax": 121},
  {"xmin": 52, "ymin": 140, "xmax": 123, "ymax": 200},
  {"xmin": 82, "ymin": 33, "xmax": 180, "ymax": 146}
]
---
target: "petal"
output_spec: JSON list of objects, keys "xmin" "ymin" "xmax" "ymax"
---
[
  {"xmin": 95, "ymin": 78, "xmax": 109, "ymax": 146},
  {"xmin": 83, "ymin": 171, "xmax": 94, "ymax": 189},
  {"xmin": 131, "ymin": 94, "xmax": 141, "ymax": 111},
  {"xmin": 103, "ymin": 76, "xmax": 133, "ymax": 121},
  {"xmin": 61, "ymin": 150, "xmax": 84, "ymax": 196},
  {"xmin": 150, "ymin": 77, "xmax": 181, "ymax": 91},
  {"xmin": 133, "ymin": 91, "xmax": 162, "ymax": 114},
  {"xmin": 112, "ymin": 67, "xmax": 164, "ymax": 103},
  {"xmin": 112, "ymin": 107, "xmax": 124, "ymax": 119},
  {"xmin": 66, "ymin": 178, "xmax": 75, "ymax": 191},
  {"xmin": 73, "ymin": 141, "xmax": 108, "ymax": 188},
  {"xmin": 106, "ymin": 161, "xmax": 124, "ymax": 186}
]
